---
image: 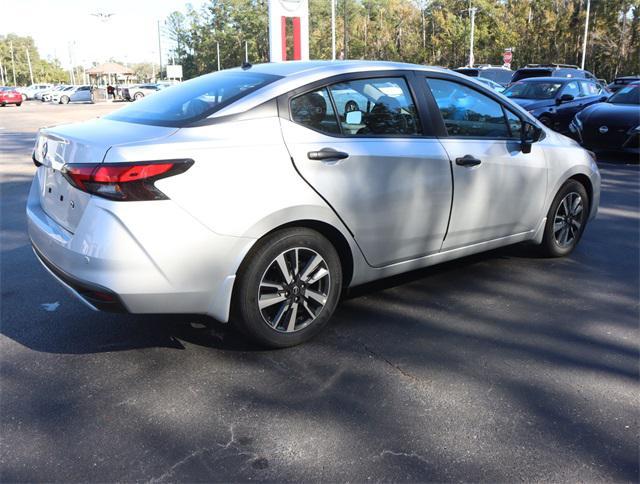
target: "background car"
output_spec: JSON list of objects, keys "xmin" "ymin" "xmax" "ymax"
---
[
  {"xmin": 0, "ymin": 87, "xmax": 23, "ymax": 106},
  {"xmin": 122, "ymin": 83, "xmax": 169, "ymax": 101},
  {"xmin": 50, "ymin": 85, "xmax": 94, "ymax": 104},
  {"xmin": 570, "ymin": 81, "xmax": 640, "ymax": 155},
  {"xmin": 41, "ymin": 85, "xmax": 69, "ymax": 102},
  {"xmin": 27, "ymin": 61, "xmax": 600, "ymax": 348},
  {"xmin": 503, "ymin": 77, "xmax": 606, "ymax": 133},
  {"xmin": 606, "ymin": 75, "xmax": 640, "ymax": 93},
  {"xmin": 511, "ymin": 64, "xmax": 597, "ymax": 83},
  {"xmin": 454, "ymin": 65, "xmax": 513, "ymax": 86},
  {"xmin": 17, "ymin": 83, "xmax": 52, "ymax": 101}
]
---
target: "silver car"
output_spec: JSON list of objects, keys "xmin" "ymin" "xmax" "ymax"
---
[
  {"xmin": 28, "ymin": 61, "xmax": 600, "ymax": 347},
  {"xmin": 51, "ymin": 85, "xmax": 94, "ymax": 104}
]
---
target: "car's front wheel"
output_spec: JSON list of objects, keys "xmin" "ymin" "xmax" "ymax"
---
[
  {"xmin": 539, "ymin": 179, "xmax": 589, "ymax": 257},
  {"xmin": 134, "ymin": 92, "xmax": 144, "ymax": 100},
  {"xmin": 60, "ymin": 96, "xmax": 69, "ymax": 104},
  {"xmin": 232, "ymin": 227, "xmax": 342, "ymax": 348}
]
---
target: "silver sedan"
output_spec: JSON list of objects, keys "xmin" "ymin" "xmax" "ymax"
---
[{"xmin": 28, "ymin": 61, "xmax": 600, "ymax": 347}]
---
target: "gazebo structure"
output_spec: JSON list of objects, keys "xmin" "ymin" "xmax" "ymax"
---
[{"xmin": 86, "ymin": 62, "xmax": 134, "ymax": 86}]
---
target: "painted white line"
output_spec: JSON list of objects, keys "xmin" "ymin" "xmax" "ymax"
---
[{"xmin": 41, "ymin": 302, "xmax": 60, "ymax": 312}]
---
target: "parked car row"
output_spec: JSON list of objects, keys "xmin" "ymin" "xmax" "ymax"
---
[{"xmin": 455, "ymin": 63, "xmax": 639, "ymax": 155}]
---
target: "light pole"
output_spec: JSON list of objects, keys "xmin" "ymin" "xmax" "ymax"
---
[
  {"xmin": 216, "ymin": 42, "xmax": 221, "ymax": 71},
  {"xmin": 26, "ymin": 48, "xmax": 34, "ymax": 85},
  {"xmin": 9, "ymin": 41, "xmax": 17, "ymax": 86},
  {"xmin": 157, "ymin": 20, "xmax": 163, "ymax": 80},
  {"xmin": 580, "ymin": 0, "xmax": 591, "ymax": 70},
  {"xmin": 331, "ymin": 0, "xmax": 336, "ymax": 60},
  {"xmin": 469, "ymin": 7, "xmax": 477, "ymax": 67}
]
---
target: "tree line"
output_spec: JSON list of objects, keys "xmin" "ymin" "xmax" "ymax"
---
[{"xmin": 165, "ymin": 0, "xmax": 639, "ymax": 82}]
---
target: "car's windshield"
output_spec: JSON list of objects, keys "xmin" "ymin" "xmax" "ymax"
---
[
  {"xmin": 608, "ymin": 85, "xmax": 640, "ymax": 105},
  {"xmin": 503, "ymin": 81, "xmax": 563, "ymax": 99},
  {"xmin": 105, "ymin": 70, "xmax": 282, "ymax": 127}
]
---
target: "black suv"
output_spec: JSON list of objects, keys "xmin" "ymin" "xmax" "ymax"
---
[
  {"xmin": 511, "ymin": 64, "xmax": 597, "ymax": 83},
  {"xmin": 454, "ymin": 65, "xmax": 514, "ymax": 86}
]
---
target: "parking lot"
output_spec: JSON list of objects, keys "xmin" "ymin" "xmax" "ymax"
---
[{"xmin": 1, "ymin": 101, "xmax": 638, "ymax": 482}]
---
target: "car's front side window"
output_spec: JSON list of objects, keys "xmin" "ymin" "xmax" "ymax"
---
[
  {"xmin": 426, "ymin": 78, "xmax": 510, "ymax": 138},
  {"xmin": 561, "ymin": 81, "xmax": 581, "ymax": 98}
]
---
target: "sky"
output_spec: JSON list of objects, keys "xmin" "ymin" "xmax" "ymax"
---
[{"xmin": 0, "ymin": 0, "xmax": 206, "ymax": 67}]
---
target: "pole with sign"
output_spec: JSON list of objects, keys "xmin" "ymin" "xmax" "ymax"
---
[{"xmin": 503, "ymin": 48, "xmax": 513, "ymax": 69}]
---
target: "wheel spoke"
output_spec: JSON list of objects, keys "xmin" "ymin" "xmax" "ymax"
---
[
  {"xmin": 286, "ymin": 302, "xmax": 299, "ymax": 332},
  {"xmin": 306, "ymin": 289, "xmax": 327, "ymax": 306},
  {"xmin": 553, "ymin": 221, "xmax": 565, "ymax": 233},
  {"xmin": 307, "ymin": 267, "xmax": 329, "ymax": 285},
  {"xmin": 573, "ymin": 204, "xmax": 583, "ymax": 216},
  {"xmin": 560, "ymin": 198, "xmax": 569, "ymax": 216},
  {"xmin": 259, "ymin": 293, "xmax": 287, "ymax": 309},
  {"xmin": 292, "ymin": 248, "xmax": 299, "ymax": 277},
  {"xmin": 302, "ymin": 300, "xmax": 316, "ymax": 319},
  {"xmin": 561, "ymin": 226, "xmax": 570, "ymax": 245},
  {"xmin": 260, "ymin": 280, "xmax": 284, "ymax": 291},
  {"xmin": 301, "ymin": 255, "xmax": 323, "ymax": 282},
  {"xmin": 271, "ymin": 301, "xmax": 290, "ymax": 328},
  {"xmin": 571, "ymin": 219, "xmax": 582, "ymax": 230},
  {"xmin": 275, "ymin": 254, "xmax": 293, "ymax": 284}
]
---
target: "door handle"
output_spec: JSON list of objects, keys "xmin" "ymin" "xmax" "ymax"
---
[
  {"xmin": 455, "ymin": 155, "xmax": 482, "ymax": 167},
  {"xmin": 308, "ymin": 148, "xmax": 349, "ymax": 161}
]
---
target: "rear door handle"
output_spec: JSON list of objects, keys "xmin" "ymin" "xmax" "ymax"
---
[
  {"xmin": 455, "ymin": 155, "xmax": 482, "ymax": 167},
  {"xmin": 308, "ymin": 148, "xmax": 349, "ymax": 161}
]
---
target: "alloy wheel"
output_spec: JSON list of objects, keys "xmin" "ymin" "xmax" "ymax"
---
[
  {"xmin": 553, "ymin": 192, "xmax": 584, "ymax": 248},
  {"xmin": 258, "ymin": 247, "xmax": 331, "ymax": 333}
]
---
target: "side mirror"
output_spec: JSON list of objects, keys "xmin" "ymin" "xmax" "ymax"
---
[
  {"xmin": 345, "ymin": 110, "xmax": 363, "ymax": 125},
  {"xmin": 557, "ymin": 93, "xmax": 574, "ymax": 104},
  {"xmin": 521, "ymin": 122, "xmax": 541, "ymax": 154}
]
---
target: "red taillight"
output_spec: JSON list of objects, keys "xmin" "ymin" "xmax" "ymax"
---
[{"xmin": 62, "ymin": 160, "xmax": 193, "ymax": 201}]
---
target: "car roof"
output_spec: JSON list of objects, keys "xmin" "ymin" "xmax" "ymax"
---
[
  {"xmin": 214, "ymin": 60, "xmax": 449, "ymax": 117},
  {"xmin": 511, "ymin": 76, "xmax": 586, "ymax": 83}
]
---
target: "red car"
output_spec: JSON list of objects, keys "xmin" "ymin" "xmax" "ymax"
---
[{"xmin": 0, "ymin": 87, "xmax": 23, "ymax": 106}]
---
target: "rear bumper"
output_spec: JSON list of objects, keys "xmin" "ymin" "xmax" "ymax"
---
[
  {"xmin": 32, "ymin": 244, "xmax": 127, "ymax": 312},
  {"xmin": 26, "ymin": 174, "xmax": 256, "ymax": 321}
]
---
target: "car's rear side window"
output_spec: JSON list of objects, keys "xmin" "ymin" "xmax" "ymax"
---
[{"xmin": 105, "ymin": 71, "xmax": 281, "ymax": 127}]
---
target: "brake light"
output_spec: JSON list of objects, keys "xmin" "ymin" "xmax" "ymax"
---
[{"xmin": 62, "ymin": 160, "xmax": 193, "ymax": 201}]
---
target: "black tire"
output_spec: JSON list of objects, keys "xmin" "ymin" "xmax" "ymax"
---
[
  {"xmin": 16, "ymin": 102, "xmax": 21, "ymax": 107},
  {"xmin": 538, "ymin": 115, "xmax": 553, "ymax": 129},
  {"xmin": 60, "ymin": 96, "xmax": 69, "ymax": 105},
  {"xmin": 232, "ymin": 227, "xmax": 342, "ymax": 348},
  {"xmin": 0, "ymin": 102, "xmax": 5, "ymax": 107},
  {"xmin": 539, "ymin": 179, "xmax": 589, "ymax": 257},
  {"xmin": 134, "ymin": 92, "xmax": 144, "ymax": 101}
]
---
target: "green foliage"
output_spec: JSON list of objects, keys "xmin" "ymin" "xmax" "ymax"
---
[
  {"xmin": 0, "ymin": 34, "xmax": 69, "ymax": 86},
  {"xmin": 167, "ymin": 0, "xmax": 640, "ymax": 82}
]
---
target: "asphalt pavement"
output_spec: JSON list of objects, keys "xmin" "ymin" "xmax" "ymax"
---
[{"xmin": 1, "ymin": 101, "xmax": 639, "ymax": 482}]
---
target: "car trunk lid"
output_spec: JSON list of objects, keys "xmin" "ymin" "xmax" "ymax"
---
[{"xmin": 34, "ymin": 118, "xmax": 178, "ymax": 233}]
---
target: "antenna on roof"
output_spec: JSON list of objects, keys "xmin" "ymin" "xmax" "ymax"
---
[{"xmin": 241, "ymin": 61, "xmax": 252, "ymax": 70}]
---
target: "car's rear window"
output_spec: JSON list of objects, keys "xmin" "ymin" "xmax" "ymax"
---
[
  {"xmin": 511, "ymin": 69, "xmax": 553, "ymax": 82},
  {"xmin": 479, "ymin": 69, "xmax": 513, "ymax": 85},
  {"xmin": 106, "ymin": 70, "xmax": 282, "ymax": 127}
]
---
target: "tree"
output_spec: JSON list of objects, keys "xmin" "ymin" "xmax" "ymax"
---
[{"xmin": 0, "ymin": 34, "xmax": 69, "ymax": 86}]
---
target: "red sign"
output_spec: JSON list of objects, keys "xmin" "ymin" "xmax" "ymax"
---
[{"xmin": 503, "ymin": 50, "xmax": 513, "ymax": 64}]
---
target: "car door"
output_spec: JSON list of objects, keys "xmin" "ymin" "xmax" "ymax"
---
[
  {"xmin": 554, "ymin": 80, "xmax": 583, "ymax": 130},
  {"xmin": 279, "ymin": 73, "xmax": 453, "ymax": 268},
  {"xmin": 421, "ymin": 75, "xmax": 548, "ymax": 250}
]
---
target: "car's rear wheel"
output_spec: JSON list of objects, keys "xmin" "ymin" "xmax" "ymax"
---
[
  {"xmin": 134, "ymin": 92, "xmax": 144, "ymax": 100},
  {"xmin": 539, "ymin": 179, "xmax": 589, "ymax": 257},
  {"xmin": 60, "ymin": 96, "xmax": 69, "ymax": 105},
  {"xmin": 16, "ymin": 102, "xmax": 21, "ymax": 107},
  {"xmin": 232, "ymin": 227, "xmax": 342, "ymax": 348},
  {"xmin": 0, "ymin": 102, "xmax": 5, "ymax": 107}
]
